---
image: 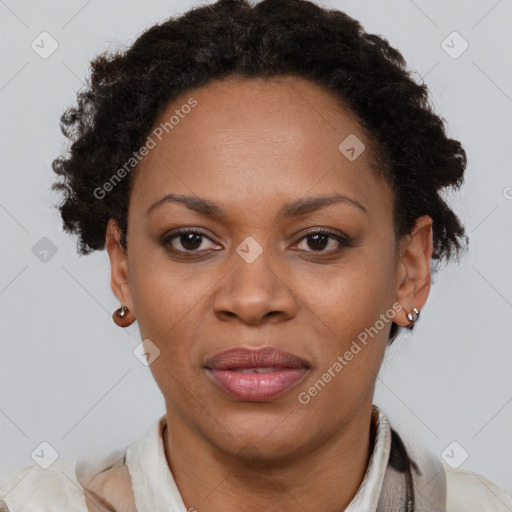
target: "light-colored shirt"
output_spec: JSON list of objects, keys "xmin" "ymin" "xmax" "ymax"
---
[{"xmin": 0, "ymin": 405, "xmax": 510, "ymax": 511}]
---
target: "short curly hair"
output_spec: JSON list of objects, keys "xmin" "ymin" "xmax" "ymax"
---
[{"xmin": 51, "ymin": 0, "xmax": 469, "ymax": 345}]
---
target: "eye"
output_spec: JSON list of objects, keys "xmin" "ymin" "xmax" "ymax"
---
[
  {"xmin": 161, "ymin": 227, "xmax": 352, "ymax": 257},
  {"xmin": 294, "ymin": 229, "xmax": 352, "ymax": 253},
  {"xmin": 162, "ymin": 228, "xmax": 220, "ymax": 254}
]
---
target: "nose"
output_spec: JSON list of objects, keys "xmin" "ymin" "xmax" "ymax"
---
[{"xmin": 212, "ymin": 241, "xmax": 299, "ymax": 326}]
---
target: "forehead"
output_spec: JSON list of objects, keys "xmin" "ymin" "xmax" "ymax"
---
[{"xmin": 129, "ymin": 75, "xmax": 392, "ymax": 222}]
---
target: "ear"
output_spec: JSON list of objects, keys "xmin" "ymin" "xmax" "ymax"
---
[
  {"xmin": 394, "ymin": 215, "xmax": 433, "ymax": 327},
  {"xmin": 105, "ymin": 218, "xmax": 135, "ymax": 313}
]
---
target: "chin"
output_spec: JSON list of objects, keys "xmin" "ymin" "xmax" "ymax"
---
[{"xmin": 204, "ymin": 408, "xmax": 313, "ymax": 461}]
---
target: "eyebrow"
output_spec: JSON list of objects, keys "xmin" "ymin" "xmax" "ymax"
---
[{"xmin": 145, "ymin": 192, "xmax": 368, "ymax": 218}]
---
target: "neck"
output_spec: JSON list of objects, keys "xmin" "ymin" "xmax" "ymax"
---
[{"xmin": 163, "ymin": 401, "xmax": 375, "ymax": 512}]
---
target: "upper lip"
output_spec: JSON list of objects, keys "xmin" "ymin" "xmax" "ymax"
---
[{"xmin": 204, "ymin": 346, "xmax": 310, "ymax": 370}]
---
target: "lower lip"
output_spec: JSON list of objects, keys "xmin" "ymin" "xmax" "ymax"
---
[{"xmin": 206, "ymin": 368, "xmax": 308, "ymax": 401}]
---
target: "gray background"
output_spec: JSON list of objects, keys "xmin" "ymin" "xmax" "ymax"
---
[{"xmin": 0, "ymin": 0, "xmax": 511, "ymax": 496}]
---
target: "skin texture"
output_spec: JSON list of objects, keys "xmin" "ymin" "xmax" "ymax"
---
[{"xmin": 105, "ymin": 75, "xmax": 433, "ymax": 511}]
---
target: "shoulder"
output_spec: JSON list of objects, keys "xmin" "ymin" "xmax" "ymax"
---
[
  {"xmin": 443, "ymin": 462, "xmax": 512, "ymax": 511},
  {"xmin": 76, "ymin": 447, "xmax": 136, "ymax": 511},
  {"xmin": 383, "ymin": 417, "xmax": 511, "ymax": 512},
  {"xmin": 0, "ymin": 459, "xmax": 87, "ymax": 511}
]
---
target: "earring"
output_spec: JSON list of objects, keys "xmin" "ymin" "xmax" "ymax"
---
[
  {"xmin": 112, "ymin": 304, "xmax": 135, "ymax": 327},
  {"xmin": 406, "ymin": 306, "xmax": 420, "ymax": 330}
]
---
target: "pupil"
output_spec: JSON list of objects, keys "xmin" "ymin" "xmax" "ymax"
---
[
  {"xmin": 308, "ymin": 234, "xmax": 328, "ymax": 251},
  {"xmin": 181, "ymin": 233, "xmax": 202, "ymax": 250}
]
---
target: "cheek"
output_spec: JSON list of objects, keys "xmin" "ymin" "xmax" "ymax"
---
[
  {"xmin": 291, "ymin": 249, "xmax": 393, "ymax": 396},
  {"xmin": 295, "ymin": 270, "xmax": 390, "ymax": 421},
  {"xmin": 128, "ymin": 257, "xmax": 218, "ymax": 402},
  {"xmin": 294, "ymin": 253, "xmax": 394, "ymax": 342},
  {"xmin": 128, "ymin": 251, "xmax": 206, "ymax": 338}
]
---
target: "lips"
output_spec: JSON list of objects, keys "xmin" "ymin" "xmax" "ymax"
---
[
  {"xmin": 204, "ymin": 346, "xmax": 309, "ymax": 401},
  {"xmin": 205, "ymin": 346, "xmax": 310, "ymax": 371}
]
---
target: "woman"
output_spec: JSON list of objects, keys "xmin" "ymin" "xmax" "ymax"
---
[{"xmin": 0, "ymin": 0, "xmax": 510, "ymax": 510}]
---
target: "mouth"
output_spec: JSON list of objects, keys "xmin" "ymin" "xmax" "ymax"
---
[{"xmin": 204, "ymin": 346, "xmax": 310, "ymax": 401}]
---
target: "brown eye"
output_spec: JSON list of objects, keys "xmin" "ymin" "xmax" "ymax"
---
[
  {"xmin": 295, "ymin": 230, "xmax": 351, "ymax": 253},
  {"xmin": 175, "ymin": 232, "xmax": 204, "ymax": 251},
  {"xmin": 162, "ymin": 229, "xmax": 219, "ymax": 254}
]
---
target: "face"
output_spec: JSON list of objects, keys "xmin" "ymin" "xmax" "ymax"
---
[{"xmin": 107, "ymin": 75, "xmax": 431, "ymax": 461}]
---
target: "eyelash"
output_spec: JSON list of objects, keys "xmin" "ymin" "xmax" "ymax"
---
[{"xmin": 161, "ymin": 227, "xmax": 352, "ymax": 257}]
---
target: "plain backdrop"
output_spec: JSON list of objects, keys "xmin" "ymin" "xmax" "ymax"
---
[{"xmin": 0, "ymin": 0, "xmax": 511, "ymax": 495}]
